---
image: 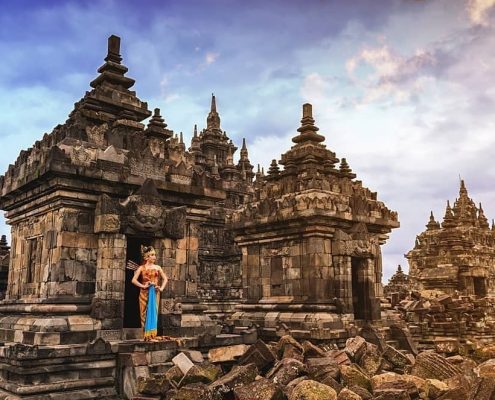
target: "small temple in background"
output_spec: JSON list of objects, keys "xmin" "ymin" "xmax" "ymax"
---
[
  {"xmin": 406, "ymin": 180, "xmax": 495, "ymax": 296},
  {"xmin": 383, "ymin": 264, "xmax": 410, "ymax": 306}
]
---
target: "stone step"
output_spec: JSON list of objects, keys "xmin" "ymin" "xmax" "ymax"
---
[{"xmin": 123, "ymin": 328, "xmax": 143, "ymax": 340}]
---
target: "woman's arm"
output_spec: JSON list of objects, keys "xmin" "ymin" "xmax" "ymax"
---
[
  {"xmin": 131, "ymin": 266, "xmax": 148, "ymax": 289},
  {"xmin": 158, "ymin": 266, "xmax": 168, "ymax": 292}
]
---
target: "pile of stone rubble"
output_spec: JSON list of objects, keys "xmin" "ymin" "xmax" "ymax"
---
[
  {"xmin": 132, "ymin": 333, "xmax": 495, "ymax": 400},
  {"xmin": 395, "ymin": 293, "xmax": 495, "ymax": 352}
]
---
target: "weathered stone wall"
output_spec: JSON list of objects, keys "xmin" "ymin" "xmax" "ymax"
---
[
  {"xmin": 242, "ymin": 237, "xmax": 333, "ymax": 302},
  {"xmin": 7, "ymin": 207, "xmax": 97, "ymax": 301},
  {"xmin": 155, "ymin": 235, "xmax": 199, "ymax": 298}
]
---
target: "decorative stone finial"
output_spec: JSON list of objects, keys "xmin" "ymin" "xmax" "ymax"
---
[
  {"xmin": 426, "ymin": 211, "xmax": 440, "ymax": 230},
  {"xmin": 207, "ymin": 94, "xmax": 221, "ymax": 130},
  {"xmin": 240, "ymin": 138, "xmax": 249, "ymax": 161},
  {"xmin": 211, "ymin": 93, "xmax": 217, "ymax": 112},
  {"xmin": 106, "ymin": 35, "xmax": 122, "ymax": 63},
  {"xmin": 339, "ymin": 158, "xmax": 356, "ymax": 178},
  {"xmin": 268, "ymin": 159, "xmax": 280, "ymax": 176},
  {"xmin": 292, "ymin": 103, "xmax": 325, "ymax": 144},
  {"xmin": 145, "ymin": 108, "xmax": 171, "ymax": 139},
  {"xmin": 478, "ymin": 202, "xmax": 489, "ymax": 229}
]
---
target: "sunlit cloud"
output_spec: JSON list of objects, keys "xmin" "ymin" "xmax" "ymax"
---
[{"xmin": 467, "ymin": 0, "xmax": 495, "ymax": 26}]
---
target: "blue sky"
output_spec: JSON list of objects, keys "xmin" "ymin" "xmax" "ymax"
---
[{"xmin": 1, "ymin": 0, "xmax": 495, "ymax": 281}]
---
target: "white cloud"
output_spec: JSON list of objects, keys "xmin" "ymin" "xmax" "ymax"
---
[
  {"xmin": 205, "ymin": 52, "xmax": 219, "ymax": 65},
  {"xmin": 467, "ymin": 0, "xmax": 495, "ymax": 26},
  {"xmin": 301, "ymin": 73, "xmax": 329, "ymax": 102},
  {"xmin": 346, "ymin": 45, "xmax": 436, "ymax": 104}
]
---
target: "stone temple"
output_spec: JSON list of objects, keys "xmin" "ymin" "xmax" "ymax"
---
[
  {"xmin": 0, "ymin": 35, "xmax": 398, "ymax": 398},
  {"xmin": 407, "ymin": 180, "xmax": 495, "ymax": 296}
]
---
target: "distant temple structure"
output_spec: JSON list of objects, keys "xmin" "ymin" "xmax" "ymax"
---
[
  {"xmin": 230, "ymin": 103, "xmax": 399, "ymax": 338},
  {"xmin": 383, "ymin": 265, "xmax": 410, "ymax": 305},
  {"xmin": 406, "ymin": 180, "xmax": 495, "ymax": 296},
  {"xmin": 0, "ymin": 35, "xmax": 398, "ymax": 398}
]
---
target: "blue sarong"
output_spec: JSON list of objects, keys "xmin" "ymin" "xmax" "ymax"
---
[{"xmin": 144, "ymin": 284, "xmax": 158, "ymax": 339}]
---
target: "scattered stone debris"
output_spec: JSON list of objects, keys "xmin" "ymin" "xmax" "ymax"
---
[{"xmin": 133, "ymin": 334, "xmax": 495, "ymax": 399}]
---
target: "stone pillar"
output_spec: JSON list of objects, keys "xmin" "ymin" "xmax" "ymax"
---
[
  {"xmin": 91, "ymin": 233, "xmax": 126, "ymax": 331},
  {"xmin": 333, "ymin": 255, "xmax": 353, "ymax": 313}
]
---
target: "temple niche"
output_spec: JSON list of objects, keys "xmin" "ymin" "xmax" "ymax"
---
[
  {"xmin": 406, "ymin": 180, "xmax": 495, "ymax": 296},
  {"xmin": 230, "ymin": 104, "xmax": 399, "ymax": 340}
]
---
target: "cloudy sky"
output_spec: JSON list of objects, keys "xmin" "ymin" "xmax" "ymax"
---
[{"xmin": 1, "ymin": 0, "xmax": 495, "ymax": 281}]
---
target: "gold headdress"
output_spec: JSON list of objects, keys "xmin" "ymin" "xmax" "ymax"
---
[{"xmin": 141, "ymin": 245, "xmax": 155, "ymax": 259}]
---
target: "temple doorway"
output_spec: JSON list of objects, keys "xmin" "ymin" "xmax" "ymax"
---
[
  {"xmin": 124, "ymin": 236, "xmax": 152, "ymax": 328},
  {"xmin": 473, "ymin": 277, "xmax": 487, "ymax": 297},
  {"xmin": 351, "ymin": 257, "xmax": 372, "ymax": 320}
]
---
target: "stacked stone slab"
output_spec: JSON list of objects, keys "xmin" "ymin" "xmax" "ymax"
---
[
  {"xmin": 230, "ymin": 104, "xmax": 399, "ymax": 340},
  {"xmin": 406, "ymin": 180, "xmax": 495, "ymax": 295}
]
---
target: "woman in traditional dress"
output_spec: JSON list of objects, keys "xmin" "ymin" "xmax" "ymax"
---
[{"xmin": 131, "ymin": 245, "xmax": 168, "ymax": 340}]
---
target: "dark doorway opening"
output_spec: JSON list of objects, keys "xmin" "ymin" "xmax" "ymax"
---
[
  {"xmin": 473, "ymin": 277, "xmax": 487, "ymax": 297},
  {"xmin": 124, "ymin": 237, "xmax": 152, "ymax": 328},
  {"xmin": 351, "ymin": 257, "xmax": 371, "ymax": 320},
  {"xmin": 270, "ymin": 256, "xmax": 284, "ymax": 296}
]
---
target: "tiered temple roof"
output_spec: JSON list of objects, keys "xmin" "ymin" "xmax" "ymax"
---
[{"xmin": 406, "ymin": 180, "xmax": 495, "ymax": 296}]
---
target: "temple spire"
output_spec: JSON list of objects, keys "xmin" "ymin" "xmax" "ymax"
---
[
  {"xmin": 292, "ymin": 103, "xmax": 325, "ymax": 144},
  {"xmin": 267, "ymin": 159, "xmax": 280, "ymax": 177},
  {"xmin": 339, "ymin": 157, "xmax": 356, "ymax": 179},
  {"xmin": 105, "ymin": 35, "xmax": 122, "ymax": 64},
  {"xmin": 206, "ymin": 94, "xmax": 221, "ymax": 130},
  {"xmin": 478, "ymin": 202, "xmax": 489, "ymax": 229},
  {"xmin": 211, "ymin": 93, "xmax": 217, "ymax": 113},
  {"xmin": 240, "ymin": 138, "xmax": 249, "ymax": 160},
  {"xmin": 145, "ymin": 108, "xmax": 171, "ymax": 139},
  {"xmin": 442, "ymin": 200, "xmax": 455, "ymax": 228},
  {"xmin": 90, "ymin": 34, "xmax": 135, "ymax": 90},
  {"xmin": 426, "ymin": 210, "xmax": 440, "ymax": 230}
]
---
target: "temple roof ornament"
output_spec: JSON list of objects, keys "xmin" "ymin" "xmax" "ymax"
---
[
  {"xmin": 339, "ymin": 157, "xmax": 356, "ymax": 179},
  {"xmin": 426, "ymin": 211, "xmax": 440, "ymax": 230},
  {"xmin": 145, "ymin": 108, "xmax": 172, "ymax": 139},
  {"xmin": 292, "ymin": 103, "xmax": 325, "ymax": 144},
  {"xmin": 442, "ymin": 200, "xmax": 455, "ymax": 228},
  {"xmin": 207, "ymin": 94, "xmax": 221, "ymax": 131}
]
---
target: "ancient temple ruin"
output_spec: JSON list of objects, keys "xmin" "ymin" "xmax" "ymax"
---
[
  {"xmin": 406, "ymin": 180, "xmax": 495, "ymax": 296},
  {"xmin": 0, "ymin": 35, "xmax": 253, "ymax": 398},
  {"xmin": 230, "ymin": 103, "xmax": 399, "ymax": 339},
  {"xmin": 0, "ymin": 35, "xmax": 400, "ymax": 398}
]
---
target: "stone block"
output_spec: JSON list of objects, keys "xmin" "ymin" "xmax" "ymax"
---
[
  {"xmin": 238, "ymin": 339, "xmax": 276, "ymax": 373},
  {"xmin": 120, "ymin": 352, "xmax": 148, "ymax": 367},
  {"xmin": 181, "ymin": 349, "xmax": 204, "ymax": 363},
  {"xmin": 176, "ymin": 249, "xmax": 187, "ymax": 264},
  {"xmin": 234, "ymin": 377, "xmax": 284, "ymax": 400},
  {"xmin": 172, "ymin": 352, "xmax": 195, "ymax": 375},
  {"xmin": 208, "ymin": 344, "xmax": 249, "ymax": 363},
  {"xmin": 289, "ymin": 380, "xmax": 337, "ymax": 400}
]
